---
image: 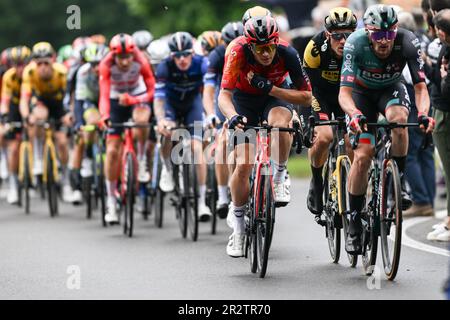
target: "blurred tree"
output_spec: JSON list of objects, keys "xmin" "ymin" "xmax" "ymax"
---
[
  {"xmin": 125, "ymin": 0, "xmax": 251, "ymax": 37},
  {"xmin": 0, "ymin": 0, "xmax": 146, "ymax": 50}
]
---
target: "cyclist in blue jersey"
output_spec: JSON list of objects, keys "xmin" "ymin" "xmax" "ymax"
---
[{"xmin": 154, "ymin": 31, "xmax": 215, "ymax": 222}]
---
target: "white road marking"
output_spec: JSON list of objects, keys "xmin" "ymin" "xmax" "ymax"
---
[{"xmin": 401, "ymin": 217, "xmax": 450, "ymax": 257}]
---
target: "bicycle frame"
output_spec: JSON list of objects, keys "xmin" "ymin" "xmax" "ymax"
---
[
  {"xmin": 120, "ymin": 127, "xmax": 138, "ymax": 201},
  {"xmin": 252, "ymin": 130, "xmax": 273, "ymax": 218},
  {"xmin": 42, "ymin": 125, "xmax": 59, "ymax": 184}
]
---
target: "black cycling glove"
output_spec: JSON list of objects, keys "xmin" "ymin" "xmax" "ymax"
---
[{"xmin": 250, "ymin": 74, "xmax": 273, "ymax": 95}]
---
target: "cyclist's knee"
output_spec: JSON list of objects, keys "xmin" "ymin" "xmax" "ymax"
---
[
  {"xmin": 32, "ymin": 105, "xmax": 48, "ymax": 120},
  {"xmin": 385, "ymin": 105, "xmax": 408, "ymax": 123},
  {"xmin": 353, "ymin": 147, "xmax": 373, "ymax": 171},
  {"xmin": 132, "ymin": 106, "xmax": 150, "ymax": 123},
  {"xmin": 315, "ymin": 126, "xmax": 334, "ymax": 147}
]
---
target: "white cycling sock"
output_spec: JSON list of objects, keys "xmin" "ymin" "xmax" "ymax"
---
[
  {"xmin": 106, "ymin": 180, "xmax": 117, "ymax": 198},
  {"xmin": 163, "ymin": 157, "xmax": 172, "ymax": 172},
  {"xmin": 273, "ymin": 160, "xmax": 287, "ymax": 183},
  {"xmin": 218, "ymin": 185, "xmax": 229, "ymax": 205},
  {"xmin": 199, "ymin": 185, "xmax": 206, "ymax": 206},
  {"xmin": 232, "ymin": 203, "xmax": 246, "ymax": 234},
  {"xmin": 137, "ymin": 141, "xmax": 148, "ymax": 161},
  {"xmin": 33, "ymin": 138, "xmax": 43, "ymax": 163},
  {"xmin": 9, "ymin": 174, "xmax": 18, "ymax": 191}
]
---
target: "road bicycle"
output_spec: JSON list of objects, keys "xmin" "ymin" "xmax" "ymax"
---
[
  {"xmin": 168, "ymin": 123, "xmax": 199, "ymax": 241},
  {"xmin": 240, "ymin": 121, "xmax": 303, "ymax": 278},
  {"xmin": 109, "ymin": 121, "xmax": 152, "ymax": 237},
  {"xmin": 307, "ymin": 116, "xmax": 356, "ymax": 266},
  {"xmin": 352, "ymin": 120, "xmax": 432, "ymax": 280}
]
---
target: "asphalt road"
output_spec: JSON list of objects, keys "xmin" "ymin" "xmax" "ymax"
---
[{"xmin": 0, "ymin": 179, "xmax": 448, "ymax": 300}]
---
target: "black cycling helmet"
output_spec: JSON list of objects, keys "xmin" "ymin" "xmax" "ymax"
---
[
  {"xmin": 168, "ymin": 32, "xmax": 193, "ymax": 52},
  {"xmin": 364, "ymin": 4, "xmax": 398, "ymax": 31},
  {"xmin": 324, "ymin": 7, "xmax": 357, "ymax": 31},
  {"xmin": 221, "ymin": 21, "xmax": 244, "ymax": 45},
  {"xmin": 244, "ymin": 15, "xmax": 279, "ymax": 45}
]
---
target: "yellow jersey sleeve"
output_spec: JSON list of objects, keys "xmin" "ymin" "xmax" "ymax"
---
[
  {"xmin": 1, "ymin": 68, "xmax": 21, "ymax": 105},
  {"xmin": 303, "ymin": 39, "xmax": 321, "ymax": 69},
  {"xmin": 21, "ymin": 63, "xmax": 34, "ymax": 98}
]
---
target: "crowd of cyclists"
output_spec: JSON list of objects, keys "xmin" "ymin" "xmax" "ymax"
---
[{"xmin": 0, "ymin": 2, "xmax": 443, "ymax": 267}]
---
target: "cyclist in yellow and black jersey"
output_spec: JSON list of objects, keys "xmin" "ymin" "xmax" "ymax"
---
[
  {"xmin": 0, "ymin": 46, "xmax": 31, "ymax": 204},
  {"xmin": 302, "ymin": 7, "xmax": 357, "ymax": 217}
]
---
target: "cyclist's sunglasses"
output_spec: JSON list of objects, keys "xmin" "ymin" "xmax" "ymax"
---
[
  {"xmin": 172, "ymin": 50, "xmax": 193, "ymax": 59},
  {"xmin": 35, "ymin": 59, "xmax": 51, "ymax": 66},
  {"xmin": 251, "ymin": 43, "xmax": 277, "ymax": 55},
  {"xmin": 330, "ymin": 32, "xmax": 352, "ymax": 41},
  {"xmin": 368, "ymin": 29, "xmax": 397, "ymax": 42},
  {"xmin": 116, "ymin": 53, "xmax": 133, "ymax": 59}
]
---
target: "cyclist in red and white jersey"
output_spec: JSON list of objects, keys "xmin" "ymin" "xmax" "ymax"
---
[{"xmin": 99, "ymin": 33, "xmax": 155, "ymax": 224}]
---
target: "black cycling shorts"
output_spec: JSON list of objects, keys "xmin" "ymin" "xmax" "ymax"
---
[
  {"xmin": 31, "ymin": 96, "xmax": 67, "ymax": 131},
  {"xmin": 5, "ymin": 103, "xmax": 22, "ymax": 139},
  {"xmin": 352, "ymin": 82, "xmax": 411, "ymax": 123},
  {"xmin": 311, "ymin": 92, "xmax": 345, "ymax": 121}
]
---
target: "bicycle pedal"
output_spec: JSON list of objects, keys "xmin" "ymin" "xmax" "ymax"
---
[{"xmin": 314, "ymin": 215, "xmax": 326, "ymax": 227}]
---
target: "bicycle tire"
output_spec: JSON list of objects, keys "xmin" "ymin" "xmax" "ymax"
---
[
  {"xmin": 97, "ymin": 146, "xmax": 107, "ymax": 227},
  {"xmin": 22, "ymin": 144, "xmax": 32, "ymax": 214},
  {"xmin": 83, "ymin": 177, "xmax": 93, "ymax": 219},
  {"xmin": 185, "ymin": 163, "xmax": 198, "ymax": 242},
  {"xmin": 256, "ymin": 172, "xmax": 274, "ymax": 278},
  {"xmin": 174, "ymin": 164, "xmax": 187, "ymax": 238},
  {"xmin": 362, "ymin": 166, "xmax": 378, "ymax": 276},
  {"xmin": 45, "ymin": 147, "xmax": 58, "ymax": 217},
  {"xmin": 339, "ymin": 158, "xmax": 357, "ymax": 267},
  {"xmin": 324, "ymin": 160, "xmax": 340, "ymax": 264},
  {"xmin": 380, "ymin": 159, "xmax": 402, "ymax": 281},
  {"xmin": 123, "ymin": 153, "xmax": 135, "ymax": 238},
  {"xmin": 207, "ymin": 163, "xmax": 218, "ymax": 235}
]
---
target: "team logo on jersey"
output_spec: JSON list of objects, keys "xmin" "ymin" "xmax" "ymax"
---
[
  {"xmin": 321, "ymin": 42, "xmax": 328, "ymax": 52},
  {"xmin": 362, "ymin": 70, "xmax": 401, "ymax": 80},
  {"xmin": 321, "ymin": 70, "xmax": 339, "ymax": 82},
  {"xmin": 311, "ymin": 96, "xmax": 321, "ymax": 112},
  {"xmin": 342, "ymin": 54, "xmax": 353, "ymax": 73}
]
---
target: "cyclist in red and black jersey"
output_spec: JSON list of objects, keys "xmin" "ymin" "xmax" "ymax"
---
[{"xmin": 218, "ymin": 15, "xmax": 312, "ymax": 257}]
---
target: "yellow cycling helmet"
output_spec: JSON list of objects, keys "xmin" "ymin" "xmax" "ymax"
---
[
  {"xmin": 9, "ymin": 46, "xmax": 31, "ymax": 65},
  {"xmin": 32, "ymin": 42, "xmax": 55, "ymax": 59},
  {"xmin": 324, "ymin": 7, "xmax": 357, "ymax": 32}
]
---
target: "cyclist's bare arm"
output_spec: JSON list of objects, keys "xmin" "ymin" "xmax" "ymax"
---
[
  {"xmin": 269, "ymin": 86, "xmax": 311, "ymax": 106},
  {"xmin": 218, "ymin": 88, "xmax": 237, "ymax": 119},
  {"xmin": 202, "ymin": 85, "xmax": 216, "ymax": 116},
  {"xmin": 338, "ymin": 86, "xmax": 358, "ymax": 117},
  {"xmin": 414, "ymin": 82, "xmax": 430, "ymax": 115}
]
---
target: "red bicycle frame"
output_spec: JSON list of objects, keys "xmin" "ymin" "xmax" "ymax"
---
[
  {"xmin": 120, "ymin": 127, "xmax": 138, "ymax": 202},
  {"xmin": 252, "ymin": 130, "xmax": 274, "ymax": 218}
]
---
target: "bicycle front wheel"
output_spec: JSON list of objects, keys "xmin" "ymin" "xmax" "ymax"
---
[
  {"xmin": 207, "ymin": 163, "xmax": 218, "ymax": 235},
  {"xmin": 20, "ymin": 143, "xmax": 32, "ymax": 214},
  {"xmin": 123, "ymin": 153, "xmax": 135, "ymax": 238},
  {"xmin": 184, "ymin": 163, "xmax": 198, "ymax": 242},
  {"xmin": 380, "ymin": 159, "xmax": 402, "ymax": 281},
  {"xmin": 45, "ymin": 146, "xmax": 58, "ymax": 217},
  {"xmin": 255, "ymin": 171, "xmax": 275, "ymax": 278},
  {"xmin": 324, "ymin": 160, "xmax": 340, "ymax": 264},
  {"xmin": 339, "ymin": 157, "xmax": 357, "ymax": 267},
  {"xmin": 174, "ymin": 164, "xmax": 187, "ymax": 238}
]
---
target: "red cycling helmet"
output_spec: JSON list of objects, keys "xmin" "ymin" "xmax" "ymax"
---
[
  {"xmin": 109, "ymin": 33, "xmax": 136, "ymax": 55},
  {"xmin": 244, "ymin": 15, "xmax": 279, "ymax": 45}
]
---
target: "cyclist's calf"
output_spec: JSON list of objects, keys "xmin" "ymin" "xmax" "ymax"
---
[
  {"xmin": 105, "ymin": 138, "xmax": 122, "ymax": 181},
  {"xmin": 348, "ymin": 143, "xmax": 375, "ymax": 195}
]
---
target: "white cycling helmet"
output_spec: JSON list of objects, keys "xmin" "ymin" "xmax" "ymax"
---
[
  {"xmin": 132, "ymin": 30, "xmax": 154, "ymax": 50},
  {"xmin": 147, "ymin": 39, "xmax": 170, "ymax": 65}
]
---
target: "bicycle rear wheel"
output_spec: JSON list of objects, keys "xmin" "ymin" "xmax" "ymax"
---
[
  {"xmin": 207, "ymin": 163, "xmax": 218, "ymax": 235},
  {"xmin": 123, "ymin": 153, "xmax": 135, "ymax": 238},
  {"xmin": 339, "ymin": 158, "xmax": 357, "ymax": 267},
  {"xmin": 83, "ymin": 177, "xmax": 93, "ymax": 219},
  {"xmin": 255, "ymin": 171, "xmax": 275, "ymax": 278},
  {"xmin": 324, "ymin": 160, "xmax": 340, "ymax": 264},
  {"xmin": 185, "ymin": 163, "xmax": 198, "ymax": 242},
  {"xmin": 21, "ymin": 144, "xmax": 32, "ymax": 214},
  {"xmin": 45, "ymin": 147, "xmax": 58, "ymax": 217},
  {"xmin": 97, "ymin": 146, "xmax": 107, "ymax": 227},
  {"xmin": 153, "ymin": 151, "xmax": 164, "ymax": 228},
  {"xmin": 380, "ymin": 159, "xmax": 402, "ymax": 281}
]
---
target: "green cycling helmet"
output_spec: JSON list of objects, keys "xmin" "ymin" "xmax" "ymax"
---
[
  {"xmin": 83, "ymin": 43, "xmax": 110, "ymax": 64},
  {"xmin": 57, "ymin": 44, "xmax": 73, "ymax": 63},
  {"xmin": 363, "ymin": 4, "xmax": 398, "ymax": 31}
]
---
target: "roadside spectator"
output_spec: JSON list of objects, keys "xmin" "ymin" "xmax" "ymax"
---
[
  {"xmin": 427, "ymin": 3, "xmax": 450, "ymax": 242},
  {"xmin": 399, "ymin": 11, "xmax": 437, "ymax": 218}
]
